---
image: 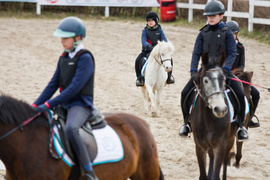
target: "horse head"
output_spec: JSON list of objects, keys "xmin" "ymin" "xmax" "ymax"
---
[
  {"xmin": 151, "ymin": 40, "xmax": 174, "ymax": 72},
  {"xmin": 199, "ymin": 53, "xmax": 228, "ymax": 117}
]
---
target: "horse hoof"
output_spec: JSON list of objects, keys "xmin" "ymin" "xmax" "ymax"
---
[{"xmin": 151, "ymin": 112, "xmax": 157, "ymax": 117}]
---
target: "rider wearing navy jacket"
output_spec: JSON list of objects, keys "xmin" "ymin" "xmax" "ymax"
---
[
  {"xmin": 179, "ymin": 1, "xmax": 249, "ymax": 142},
  {"xmin": 135, "ymin": 11, "xmax": 174, "ymax": 86},
  {"xmin": 32, "ymin": 17, "xmax": 99, "ymax": 180},
  {"xmin": 227, "ymin": 20, "xmax": 260, "ymax": 128}
]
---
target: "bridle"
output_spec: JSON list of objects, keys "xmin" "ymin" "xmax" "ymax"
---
[
  {"xmin": 193, "ymin": 68, "xmax": 225, "ymax": 109},
  {"xmin": 0, "ymin": 112, "xmax": 41, "ymax": 141},
  {"xmin": 154, "ymin": 51, "xmax": 172, "ymax": 66}
]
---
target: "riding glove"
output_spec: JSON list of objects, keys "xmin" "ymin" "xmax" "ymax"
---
[
  {"xmin": 222, "ymin": 67, "xmax": 229, "ymax": 77},
  {"xmin": 147, "ymin": 45, "xmax": 153, "ymax": 52},
  {"xmin": 36, "ymin": 104, "xmax": 49, "ymax": 113},
  {"xmin": 190, "ymin": 71, "xmax": 198, "ymax": 81}
]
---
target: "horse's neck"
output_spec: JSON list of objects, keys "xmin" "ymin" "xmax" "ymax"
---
[{"xmin": 148, "ymin": 55, "xmax": 161, "ymax": 68}]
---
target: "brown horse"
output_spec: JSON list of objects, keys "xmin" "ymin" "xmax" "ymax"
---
[
  {"xmin": 230, "ymin": 69, "xmax": 253, "ymax": 167},
  {"xmin": 190, "ymin": 53, "xmax": 237, "ymax": 180},
  {"xmin": 0, "ymin": 94, "xmax": 163, "ymax": 180}
]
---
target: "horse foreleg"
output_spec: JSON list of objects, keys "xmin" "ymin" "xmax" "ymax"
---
[
  {"xmin": 145, "ymin": 84, "xmax": 157, "ymax": 117},
  {"xmin": 212, "ymin": 145, "xmax": 226, "ymax": 180},
  {"xmin": 195, "ymin": 145, "xmax": 208, "ymax": 180},
  {"xmin": 141, "ymin": 88, "xmax": 150, "ymax": 111},
  {"xmin": 155, "ymin": 88, "xmax": 163, "ymax": 116},
  {"xmin": 235, "ymin": 141, "xmax": 243, "ymax": 168},
  {"xmin": 208, "ymin": 149, "xmax": 214, "ymax": 179}
]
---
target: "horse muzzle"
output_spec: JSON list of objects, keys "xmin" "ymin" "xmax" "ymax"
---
[
  {"xmin": 164, "ymin": 66, "xmax": 172, "ymax": 72},
  {"xmin": 212, "ymin": 105, "xmax": 228, "ymax": 118}
]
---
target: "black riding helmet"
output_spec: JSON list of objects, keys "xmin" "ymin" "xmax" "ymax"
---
[
  {"xmin": 203, "ymin": 1, "xmax": 225, "ymax": 16},
  {"xmin": 146, "ymin": 11, "xmax": 159, "ymax": 24},
  {"xmin": 226, "ymin": 21, "xmax": 239, "ymax": 33}
]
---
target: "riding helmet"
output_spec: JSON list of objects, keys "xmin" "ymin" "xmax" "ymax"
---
[
  {"xmin": 226, "ymin": 21, "xmax": 240, "ymax": 33},
  {"xmin": 146, "ymin": 11, "xmax": 159, "ymax": 24},
  {"xmin": 203, "ymin": 1, "xmax": 225, "ymax": 16},
  {"xmin": 53, "ymin": 16, "xmax": 86, "ymax": 39}
]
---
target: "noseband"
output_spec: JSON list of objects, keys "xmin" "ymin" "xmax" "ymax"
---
[
  {"xmin": 193, "ymin": 68, "xmax": 225, "ymax": 109},
  {"xmin": 154, "ymin": 52, "xmax": 171, "ymax": 66}
]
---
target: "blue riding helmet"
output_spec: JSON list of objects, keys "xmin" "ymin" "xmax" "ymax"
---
[{"xmin": 53, "ymin": 16, "xmax": 86, "ymax": 39}]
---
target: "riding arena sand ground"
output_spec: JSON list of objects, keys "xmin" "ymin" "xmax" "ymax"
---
[{"xmin": 0, "ymin": 18, "xmax": 270, "ymax": 180}]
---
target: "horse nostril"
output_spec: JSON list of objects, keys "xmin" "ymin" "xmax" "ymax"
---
[{"xmin": 214, "ymin": 107, "xmax": 219, "ymax": 113}]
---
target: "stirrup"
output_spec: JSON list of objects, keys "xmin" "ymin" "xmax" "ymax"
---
[
  {"xmin": 179, "ymin": 123, "xmax": 191, "ymax": 138},
  {"xmin": 249, "ymin": 114, "xmax": 260, "ymax": 128},
  {"xmin": 236, "ymin": 126, "xmax": 249, "ymax": 142}
]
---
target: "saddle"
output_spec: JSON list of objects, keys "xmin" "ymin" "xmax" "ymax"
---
[
  {"xmin": 49, "ymin": 107, "xmax": 107, "ymax": 179},
  {"xmin": 139, "ymin": 53, "xmax": 150, "ymax": 78}
]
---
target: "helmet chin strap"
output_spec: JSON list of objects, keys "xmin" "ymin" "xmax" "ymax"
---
[{"xmin": 64, "ymin": 37, "xmax": 82, "ymax": 53}]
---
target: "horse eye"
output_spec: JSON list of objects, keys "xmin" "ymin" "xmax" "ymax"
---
[{"xmin": 204, "ymin": 79, "xmax": 208, "ymax": 84}]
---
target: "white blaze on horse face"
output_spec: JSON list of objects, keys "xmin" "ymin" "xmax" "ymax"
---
[
  {"xmin": 203, "ymin": 71, "xmax": 228, "ymax": 117},
  {"xmin": 161, "ymin": 53, "xmax": 172, "ymax": 72}
]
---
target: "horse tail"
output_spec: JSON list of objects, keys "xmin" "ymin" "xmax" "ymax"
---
[{"xmin": 159, "ymin": 166, "xmax": 164, "ymax": 180}]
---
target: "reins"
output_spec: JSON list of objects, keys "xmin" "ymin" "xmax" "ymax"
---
[
  {"xmin": 0, "ymin": 112, "xmax": 41, "ymax": 141},
  {"xmin": 154, "ymin": 48, "xmax": 171, "ymax": 66}
]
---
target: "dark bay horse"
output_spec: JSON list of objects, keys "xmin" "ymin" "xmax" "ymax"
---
[
  {"xmin": 190, "ymin": 53, "xmax": 236, "ymax": 180},
  {"xmin": 230, "ymin": 69, "xmax": 253, "ymax": 167},
  {"xmin": 0, "ymin": 94, "xmax": 163, "ymax": 180}
]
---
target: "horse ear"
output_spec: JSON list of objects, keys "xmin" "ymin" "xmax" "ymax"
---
[
  {"xmin": 202, "ymin": 53, "xmax": 209, "ymax": 66},
  {"xmin": 246, "ymin": 71, "xmax": 253, "ymax": 82},
  {"xmin": 219, "ymin": 52, "xmax": 226, "ymax": 67}
]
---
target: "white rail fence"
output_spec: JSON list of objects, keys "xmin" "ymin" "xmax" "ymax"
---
[
  {"xmin": 177, "ymin": 0, "xmax": 270, "ymax": 32},
  {"xmin": 0, "ymin": 0, "xmax": 269, "ymax": 32}
]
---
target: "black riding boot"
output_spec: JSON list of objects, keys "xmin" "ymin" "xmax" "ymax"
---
[
  {"xmin": 179, "ymin": 114, "xmax": 191, "ymax": 137},
  {"xmin": 237, "ymin": 119, "xmax": 249, "ymax": 142},
  {"xmin": 85, "ymin": 170, "xmax": 99, "ymax": 180},
  {"xmin": 136, "ymin": 76, "xmax": 144, "ymax": 86},
  {"xmin": 167, "ymin": 71, "xmax": 175, "ymax": 84},
  {"xmin": 249, "ymin": 105, "xmax": 260, "ymax": 128}
]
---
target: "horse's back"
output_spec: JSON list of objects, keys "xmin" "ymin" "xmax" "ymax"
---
[{"xmin": 103, "ymin": 113, "xmax": 161, "ymax": 180}]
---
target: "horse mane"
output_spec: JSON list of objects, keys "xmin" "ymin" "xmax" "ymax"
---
[
  {"xmin": 150, "ymin": 40, "xmax": 175, "ymax": 60},
  {"xmin": 0, "ymin": 93, "xmax": 48, "ymax": 128},
  {"xmin": 232, "ymin": 68, "xmax": 253, "ymax": 83}
]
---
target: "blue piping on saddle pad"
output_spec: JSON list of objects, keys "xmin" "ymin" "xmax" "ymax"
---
[
  {"xmin": 47, "ymin": 111, "xmax": 124, "ymax": 167},
  {"xmin": 141, "ymin": 60, "xmax": 148, "ymax": 77},
  {"xmin": 191, "ymin": 90, "xmax": 249, "ymax": 123}
]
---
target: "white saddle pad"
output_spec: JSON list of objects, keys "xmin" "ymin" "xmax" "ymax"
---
[{"xmin": 53, "ymin": 125, "xmax": 124, "ymax": 167}]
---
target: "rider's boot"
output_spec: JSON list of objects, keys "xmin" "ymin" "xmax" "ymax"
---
[
  {"xmin": 249, "ymin": 107, "xmax": 260, "ymax": 128},
  {"xmin": 167, "ymin": 71, "xmax": 175, "ymax": 84},
  {"xmin": 237, "ymin": 118, "xmax": 249, "ymax": 142},
  {"xmin": 179, "ymin": 113, "xmax": 191, "ymax": 137},
  {"xmin": 136, "ymin": 76, "xmax": 144, "ymax": 86},
  {"xmin": 85, "ymin": 170, "xmax": 99, "ymax": 180}
]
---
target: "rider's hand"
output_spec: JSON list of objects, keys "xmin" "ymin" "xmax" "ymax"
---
[
  {"xmin": 222, "ymin": 67, "xmax": 229, "ymax": 77},
  {"xmin": 147, "ymin": 45, "xmax": 153, "ymax": 51},
  {"xmin": 36, "ymin": 103, "xmax": 50, "ymax": 113},
  {"xmin": 190, "ymin": 71, "xmax": 198, "ymax": 81}
]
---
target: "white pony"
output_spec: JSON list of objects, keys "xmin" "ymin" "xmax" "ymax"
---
[{"xmin": 141, "ymin": 40, "xmax": 175, "ymax": 117}]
